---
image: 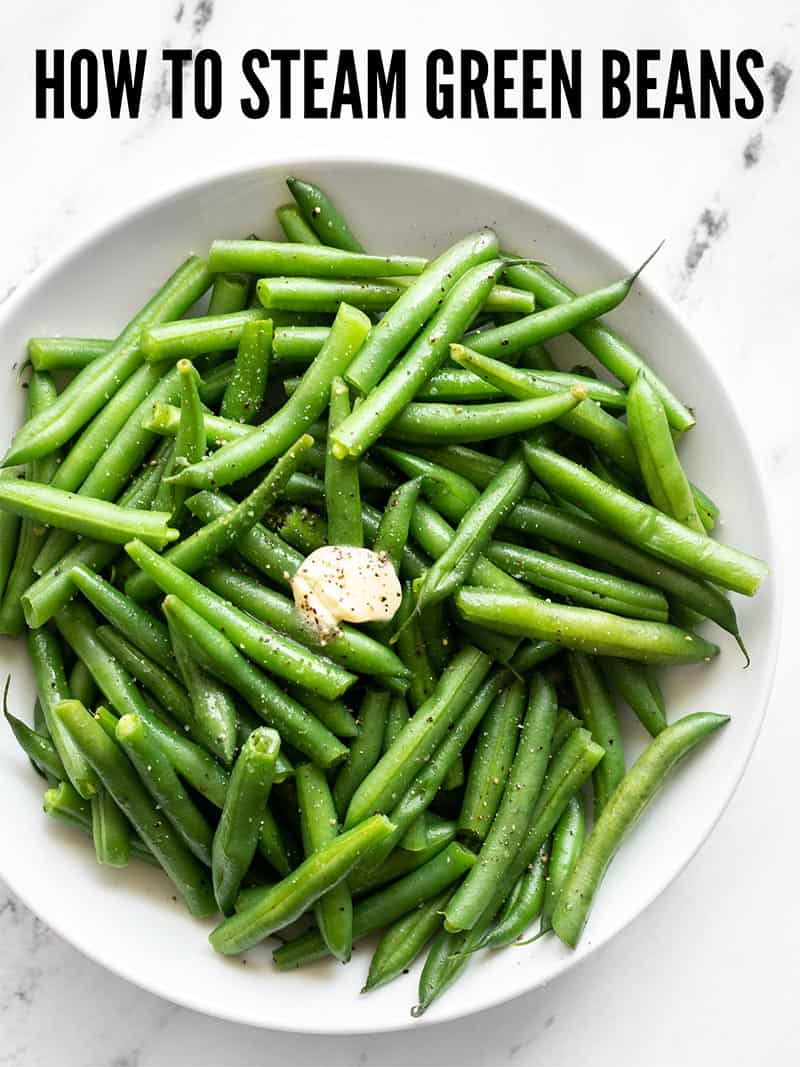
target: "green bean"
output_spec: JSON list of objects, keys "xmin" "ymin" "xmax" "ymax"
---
[
  {"xmin": 501, "ymin": 496, "xmax": 743, "ymax": 641},
  {"xmin": 386, "ymin": 389, "xmax": 584, "ymax": 448},
  {"xmin": 287, "ymin": 176, "xmax": 364, "ymax": 251},
  {"xmin": 485, "ymin": 541, "xmax": 669, "ymax": 621},
  {"xmin": 55, "ymin": 699, "xmax": 216, "ymax": 916},
  {"xmin": 21, "ymin": 441, "xmax": 171, "ymax": 628},
  {"xmin": 334, "ymin": 258, "xmax": 503, "ymax": 458},
  {"xmin": 459, "ymin": 683, "xmax": 525, "ymax": 846},
  {"xmin": 28, "ymin": 337, "xmax": 111, "ymax": 371},
  {"xmin": 297, "ymin": 762, "xmax": 353, "ymax": 962},
  {"xmin": 693, "ymin": 483, "xmax": 719, "ymax": 534},
  {"xmin": 116, "ymin": 711, "xmax": 213, "ymax": 865},
  {"xmin": 96, "ymin": 626, "xmax": 195, "ymax": 730},
  {"xmin": 362, "ymin": 501, "xmax": 430, "ymax": 582},
  {"xmin": 92, "ymin": 790, "xmax": 133, "ymax": 866},
  {"xmin": 4, "ymin": 700, "xmax": 67, "ymax": 781},
  {"xmin": 518, "ymin": 342, "xmax": 557, "ymax": 370},
  {"xmin": 504, "ymin": 261, "xmax": 695, "ymax": 432},
  {"xmin": 377, "ymin": 447, "xmax": 480, "ymax": 526},
  {"xmin": 273, "ymin": 840, "xmax": 475, "ymax": 969},
  {"xmin": 221, "ymin": 319, "xmax": 272, "ymax": 425},
  {"xmin": 28, "ymin": 628, "xmax": 98, "ymax": 798},
  {"xmin": 278, "ymin": 506, "xmax": 327, "ymax": 553},
  {"xmin": 509, "ymin": 639, "xmax": 562, "ymax": 673},
  {"xmin": 0, "ymin": 374, "xmax": 61, "ymax": 633},
  {"xmin": 600, "ymin": 659, "xmax": 667, "ymax": 737},
  {"xmin": 452, "ymin": 344, "xmax": 638, "ymax": 475},
  {"xmin": 286, "ymin": 686, "xmax": 358, "ymax": 739},
  {"xmin": 355, "ymin": 669, "xmax": 508, "ymax": 869},
  {"xmin": 455, "ymin": 586, "xmax": 718, "ymax": 664},
  {"xmin": 172, "ymin": 304, "xmax": 371, "ymax": 489},
  {"xmin": 125, "ymin": 433, "xmax": 313, "ymax": 601},
  {"xmin": 365, "ymin": 885, "xmax": 455, "ymax": 992},
  {"xmin": 276, "ymin": 203, "xmax": 322, "ymax": 244},
  {"xmin": 209, "ymin": 239, "xmax": 427, "ymax": 280},
  {"xmin": 4, "ymin": 257, "xmax": 211, "ymax": 465},
  {"xmin": 523, "ymin": 442, "xmax": 767, "ymax": 597},
  {"xmin": 373, "ymin": 478, "xmax": 424, "ymax": 576},
  {"xmin": 198, "ymin": 560, "xmax": 408, "ymax": 685},
  {"xmin": 414, "ymin": 452, "xmax": 531, "ymax": 614},
  {"xmin": 444, "ymin": 673, "xmax": 556, "ymax": 932},
  {"xmin": 344, "ymin": 647, "xmax": 491, "ymax": 829},
  {"xmin": 144, "ymin": 402, "xmax": 250, "ymax": 446},
  {"xmin": 349, "ymin": 833, "xmax": 458, "ymax": 898},
  {"xmin": 165, "ymin": 359, "xmax": 207, "ymax": 521},
  {"xmin": 211, "ymin": 727, "xmax": 281, "ymax": 913},
  {"xmin": 0, "ymin": 480, "xmax": 177, "ymax": 550},
  {"xmin": 413, "ymin": 927, "xmax": 470, "ymax": 1016},
  {"xmin": 552, "ymin": 707, "xmax": 581, "ymax": 752},
  {"xmin": 394, "ymin": 584, "xmax": 437, "ymax": 709},
  {"xmin": 325, "ymin": 377, "xmax": 362, "ymax": 546},
  {"xmin": 409, "ymin": 444, "xmax": 501, "ymax": 491},
  {"xmin": 568, "ymin": 652, "xmax": 625, "ymax": 815},
  {"xmin": 0, "ymin": 469, "xmax": 23, "ymax": 603},
  {"xmin": 552, "ymin": 712, "xmax": 729, "ymax": 947},
  {"xmin": 272, "ymin": 325, "xmax": 329, "ymax": 363},
  {"xmin": 627, "ymin": 371, "xmax": 705, "ymax": 532},
  {"xmin": 140, "ymin": 309, "xmax": 268, "ymax": 364},
  {"xmin": 535, "ymin": 794, "xmax": 585, "ymax": 939},
  {"xmin": 69, "ymin": 565, "xmax": 176, "ymax": 674},
  {"xmin": 419, "ymin": 601, "xmax": 449, "ymax": 675},
  {"xmin": 44, "ymin": 781, "xmax": 157, "ymax": 866},
  {"xmin": 96, "ymin": 702, "xmax": 230, "ymax": 809},
  {"xmin": 210, "ymin": 813, "xmax": 393, "ymax": 954},
  {"xmin": 185, "ymin": 491, "xmax": 303, "ymax": 585},
  {"xmin": 160, "ymin": 594, "xmax": 347, "ymax": 768},
  {"xmin": 333, "ymin": 690, "xmax": 391, "ymax": 818},
  {"xmin": 479, "ymin": 845, "xmax": 549, "ymax": 949}
]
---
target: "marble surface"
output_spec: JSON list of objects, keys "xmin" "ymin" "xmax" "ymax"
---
[{"xmin": 1, "ymin": 1, "xmax": 799, "ymax": 1063}]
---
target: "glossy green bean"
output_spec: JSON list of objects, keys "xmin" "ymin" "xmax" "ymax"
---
[
  {"xmin": 117, "ymin": 712, "xmax": 214, "ymax": 866},
  {"xmin": 358, "ymin": 669, "xmax": 508, "ymax": 869},
  {"xmin": 568, "ymin": 653, "xmax": 625, "ymax": 815},
  {"xmin": 209, "ymin": 239, "xmax": 426, "ymax": 279},
  {"xmin": 198, "ymin": 561, "xmax": 408, "ymax": 685},
  {"xmin": 28, "ymin": 628, "xmax": 97, "ymax": 798},
  {"xmin": 276, "ymin": 203, "xmax": 322, "ymax": 244},
  {"xmin": 221, "ymin": 320, "xmax": 272, "ymax": 424},
  {"xmin": 382, "ymin": 695, "xmax": 410, "ymax": 755},
  {"xmin": 21, "ymin": 441, "xmax": 171, "ymax": 628},
  {"xmin": 362, "ymin": 500, "xmax": 430, "ymax": 582},
  {"xmin": 552, "ymin": 713, "xmax": 729, "ymax": 947},
  {"xmin": 627, "ymin": 372, "xmax": 705, "ymax": 532},
  {"xmin": 325, "ymin": 377, "xmax": 362, "ymax": 546},
  {"xmin": 4, "ymin": 257, "xmax": 211, "ymax": 466},
  {"xmin": 89, "ymin": 786, "xmax": 130, "ymax": 867},
  {"xmin": 600, "ymin": 658, "xmax": 667, "ymax": 736},
  {"xmin": 297, "ymin": 762, "xmax": 353, "ymax": 962},
  {"xmin": 28, "ymin": 337, "xmax": 111, "ymax": 371},
  {"xmin": 458, "ymin": 682, "xmax": 525, "ymax": 846},
  {"xmin": 145, "ymin": 402, "xmax": 250, "ymax": 446},
  {"xmin": 161, "ymin": 594, "xmax": 347, "ymax": 768},
  {"xmin": 0, "ymin": 480, "xmax": 177, "ymax": 549},
  {"xmin": 452, "ymin": 344, "xmax": 638, "ymax": 475},
  {"xmin": 333, "ymin": 259, "xmax": 503, "ymax": 458},
  {"xmin": 456, "ymin": 587, "xmax": 719, "ymax": 664},
  {"xmin": 333, "ymin": 690, "xmax": 391, "ymax": 818},
  {"xmin": 125, "ymin": 433, "xmax": 312, "ymax": 601},
  {"xmin": 168, "ymin": 359, "xmax": 207, "ymax": 520},
  {"xmin": 212, "ymin": 727, "xmax": 281, "ymax": 913},
  {"xmin": 210, "ymin": 813, "xmax": 393, "ymax": 954},
  {"xmin": 375, "ymin": 448, "xmax": 479, "ymax": 525},
  {"xmin": 286, "ymin": 686, "xmax": 358, "ymax": 739},
  {"xmin": 386, "ymin": 389, "xmax": 583, "ymax": 447},
  {"xmin": 344, "ymin": 647, "xmax": 491, "ymax": 829},
  {"xmin": 536, "ymin": 794, "xmax": 585, "ymax": 938},
  {"xmin": 365, "ymin": 886, "xmax": 454, "ymax": 992},
  {"xmin": 95, "ymin": 625, "xmax": 195, "ymax": 729},
  {"xmin": 485, "ymin": 541, "xmax": 669, "ymax": 622},
  {"xmin": 414, "ymin": 452, "xmax": 531, "ymax": 614},
  {"xmin": 272, "ymin": 325, "xmax": 329, "ymax": 363},
  {"xmin": 373, "ymin": 478, "xmax": 424, "ymax": 574},
  {"xmin": 4, "ymin": 701, "xmax": 67, "ymax": 781},
  {"xmin": 141, "ymin": 309, "xmax": 268, "ymax": 364},
  {"xmin": 69, "ymin": 565, "xmax": 175, "ymax": 674},
  {"xmin": 55, "ymin": 699, "xmax": 216, "ymax": 915},
  {"xmin": 444, "ymin": 673, "xmax": 556, "ymax": 932},
  {"xmin": 509, "ymin": 639, "xmax": 562, "ymax": 673},
  {"xmin": 172, "ymin": 303, "xmax": 371, "ymax": 489},
  {"xmin": 523, "ymin": 442, "xmax": 767, "ymax": 597},
  {"xmin": 394, "ymin": 584, "xmax": 437, "ymax": 710},
  {"xmin": 348, "ymin": 830, "xmax": 457, "ymax": 897},
  {"xmin": 479, "ymin": 845, "xmax": 549, "ymax": 949},
  {"xmin": 504, "ymin": 261, "xmax": 695, "ymax": 432},
  {"xmin": 287, "ymin": 176, "xmax": 364, "ymax": 251},
  {"xmin": 273, "ymin": 841, "xmax": 476, "ymax": 969}
]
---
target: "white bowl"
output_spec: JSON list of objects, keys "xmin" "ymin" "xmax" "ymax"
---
[{"xmin": 0, "ymin": 160, "xmax": 780, "ymax": 1033}]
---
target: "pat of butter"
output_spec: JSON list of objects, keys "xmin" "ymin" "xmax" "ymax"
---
[{"xmin": 291, "ymin": 545, "xmax": 403, "ymax": 641}]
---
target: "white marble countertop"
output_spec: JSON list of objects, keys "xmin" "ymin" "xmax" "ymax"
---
[{"xmin": 1, "ymin": 1, "xmax": 799, "ymax": 1063}]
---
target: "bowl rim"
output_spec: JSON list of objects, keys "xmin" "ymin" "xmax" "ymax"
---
[{"xmin": 0, "ymin": 153, "xmax": 783, "ymax": 1034}]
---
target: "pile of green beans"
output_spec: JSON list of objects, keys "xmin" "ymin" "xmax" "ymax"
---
[{"xmin": 1, "ymin": 176, "xmax": 765, "ymax": 1017}]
